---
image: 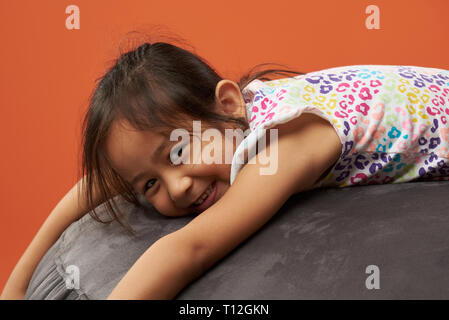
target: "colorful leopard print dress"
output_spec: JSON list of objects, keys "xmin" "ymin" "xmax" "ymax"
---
[{"xmin": 230, "ymin": 65, "xmax": 449, "ymax": 189}]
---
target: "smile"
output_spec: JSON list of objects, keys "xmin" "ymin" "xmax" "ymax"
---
[{"xmin": 190, "ymin": 181, "xmax": 218, "ymax": 212}]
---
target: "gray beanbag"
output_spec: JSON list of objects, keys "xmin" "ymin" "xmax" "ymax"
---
[{"xmin": 25, "ymin": 180, "xmax": 449, "ymax": 299}]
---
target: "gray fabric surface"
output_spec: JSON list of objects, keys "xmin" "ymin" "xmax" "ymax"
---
[{"xmin": 25, "ymin": 180, "xmax": 449, "ymax": 299}]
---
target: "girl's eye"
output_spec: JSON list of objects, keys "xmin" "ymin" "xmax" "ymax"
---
[
  {"xmin": 143, "ymin": 178, "xmax": 157, "ymax": 193},
  {"xmin": 169, "ymin": 145, "xmax": 185, "ymax": 165},
  {"xmin": 143, "ymin": 146, "xmax": 184, "ymax": 194},
  {"xmin": 177, "ymin": 146, "xmax": 183, "ymax": 158}
]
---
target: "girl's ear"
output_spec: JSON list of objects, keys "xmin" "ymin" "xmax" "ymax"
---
[{"xmin": 214, "ymin": 80, "xmax": 247, "ymax": 122}]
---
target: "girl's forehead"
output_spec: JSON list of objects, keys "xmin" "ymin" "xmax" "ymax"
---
[
  {"xmin": 106, "ymin": 121, "xmax": 163, "ymax": 168},
  {"xmin": 107, "ymin": 120, "xmax": 158, "ymax": 144}
]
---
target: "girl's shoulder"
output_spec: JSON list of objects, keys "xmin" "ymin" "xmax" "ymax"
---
[
  {"xmin": 230, "ymin": 107, "xmax": 342, "ymax": 193},
  {"xmin": 270, "ymin": 112, "xmax": 342, "ymax": 193}
]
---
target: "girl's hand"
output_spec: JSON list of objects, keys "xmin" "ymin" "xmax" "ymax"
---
[{"xmin": 106, "ymin": 231, "xmax": 202, "ymax": 300}]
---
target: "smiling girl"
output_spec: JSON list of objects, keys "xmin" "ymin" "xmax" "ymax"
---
[{"xmin": 3, "ymin": 36, "xmax": 449, "ymax": 300}]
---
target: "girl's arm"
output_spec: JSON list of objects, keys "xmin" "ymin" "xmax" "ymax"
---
[
  {"xmin": 0, "ymin": 175, "xmax": 113, "ymax": 299},
  {"xmin": 107, "ymin": 113, "xmax": 341, "ymax": 300}
]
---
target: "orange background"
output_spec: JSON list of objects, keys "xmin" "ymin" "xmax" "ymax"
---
[{"xmin": 1, "ymin": 0, "xmax": 448, "ymax": 293}]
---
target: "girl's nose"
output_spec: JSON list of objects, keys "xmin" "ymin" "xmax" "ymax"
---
[{"xmin": 166, "ymin": 175, "xmax": 194, "ymax": 207}]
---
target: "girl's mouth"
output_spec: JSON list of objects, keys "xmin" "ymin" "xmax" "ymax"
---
[{"xmin": 189, "ymin": 181, "xmax": 217, "ymax": 213}]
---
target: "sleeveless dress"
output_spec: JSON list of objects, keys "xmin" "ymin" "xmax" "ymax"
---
[{"xmin": 230, "ymin": 65, "xmax": 449, "ymax": 189}]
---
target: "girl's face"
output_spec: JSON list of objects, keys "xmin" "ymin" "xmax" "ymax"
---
[{"xmin": 105, "ymin": 80, "xmax": 247, "ymax": 217}]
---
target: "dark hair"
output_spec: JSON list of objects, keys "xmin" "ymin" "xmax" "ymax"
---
[{"xmin": 78, "ymin": 29, "xmax": 306, "ymax": 236}]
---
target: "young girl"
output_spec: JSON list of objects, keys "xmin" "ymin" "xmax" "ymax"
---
[{"xmin": 3, "ymin": 40, "xmax": 449, "ymax": 300}]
